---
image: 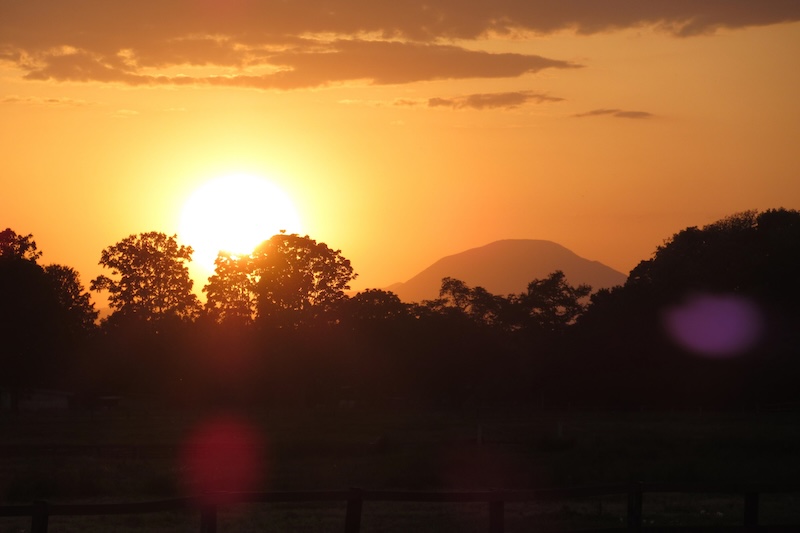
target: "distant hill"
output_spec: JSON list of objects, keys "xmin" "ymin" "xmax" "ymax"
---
[{"xmin": 386, "ymin": 239, "xmax": 627, "ymax": 303}]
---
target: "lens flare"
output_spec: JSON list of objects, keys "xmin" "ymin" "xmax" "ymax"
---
[
  {"xmin": 180, "ymin": 414, "xmax": 266, "ymax": 504},
  {"xmin": 663, "ymin": 293, "xmax": 763, "ymax": 358}
]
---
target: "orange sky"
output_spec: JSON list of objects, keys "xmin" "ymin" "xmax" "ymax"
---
[{"xmin": 2, "ymin": 2, "xmax": 799, "ymax": 302}]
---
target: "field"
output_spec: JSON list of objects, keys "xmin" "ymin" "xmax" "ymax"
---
[{"xmin": 2, "ymin": 406, "xmax": 800, "ymax": 531}]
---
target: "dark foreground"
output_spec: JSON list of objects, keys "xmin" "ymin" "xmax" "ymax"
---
[{"xmin": 2, "ymin": 407, "xmax": 800, "ymax": 531}]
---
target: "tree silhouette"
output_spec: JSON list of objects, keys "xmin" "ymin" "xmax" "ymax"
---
[
  {"xmin": 433, "ymin": 277, "xmax": 509, "ymax": 327},
  {"xmin": 344, "ymin": 288, "xmax": 410, "ymax": 322},
  {"xmin": 431, "ymin": 272, "xmax": 591, "ymax": 332},
  {"xmin": 439, "ymin": 277, "xmax": 472, "ymax": 311},
  {"xmin": 468, "ymin": 285, "xmax": 511, "ymax": 327},
  {"xmin": 203, "ymin": 252, "xmax": 256, "ymax": 325},
  {"xmin": 0, "ymin": 240, "xmax": 57, "ymax": 384},
  {"xmin": 91, "ymin": 232, "xmax": 200, "ymax": 324},
  {"xmin": 575, "ymin": 208, "xmax": 800, "ymax": 408},
  {"xmin": 0, "ymin": 228, "xmax": 41, "ymax": 262},
  {"xmin": 45, "ymin": 264, "xmax": 98, "ymax": 336},
  {"xmin": 0, "ymin": 230, "xmax": 96, "ymax": 387},
  {"xmin": 514, "ymin": 270, "xmax": 591, "ymax": 333},
  {"xmin": 627, "ymin": 209, "xmax": 800, "ymax": 305},
  {"xmin": 250, "ymin": 233, "xmax": 356, "ymax": 326}
]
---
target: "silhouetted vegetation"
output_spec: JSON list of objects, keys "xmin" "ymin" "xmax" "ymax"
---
[
  {"xmin": 573, "ymin": 208, "xmax": 800, "ymax": 409},
  {"xmin": 0, "ymin": 229, "xmax": 97, "ymax": 390},
  {"xmin": 204, "ymin": 232, "xmax": 356, "ymax": 328},
  {"xmin": 1, "ymin": 208, "xmax": 799, "ymax": 412},
  {"xmin": 91, "ymin": 231, "xmax": 200, "ymax": 326}
]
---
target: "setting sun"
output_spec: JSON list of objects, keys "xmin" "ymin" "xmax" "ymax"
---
[{"xmin": 179, "ymin": 173, "xmax": 303, "ymax": 273}]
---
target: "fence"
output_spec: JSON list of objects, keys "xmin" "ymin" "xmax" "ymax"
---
[{"xmin": 2, "ymin": 483, "xmax": 798, "ymax": 533}]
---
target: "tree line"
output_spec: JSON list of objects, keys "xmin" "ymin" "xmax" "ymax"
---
[{"xmin": 1, "ymin": 208, "xmax": 798, "ymax": 410}]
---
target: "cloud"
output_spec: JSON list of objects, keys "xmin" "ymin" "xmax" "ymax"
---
[
  {"xmin": 429, "ymin": 90, "xmax": 563, "ymax": 110},
  {"xmin": 14, "ymin": 40, "xmax": 579, "ymax": 90},
  {"xmin": 393, "ymin": 99, "xmax": 421, "ymax": 107},
  {"xmin": 111, "ymin": 109, "xmax": 139, "ymax": 118},
  {"xmin": 574, "ymin": 108, "xmax": 654, "ymax": 119},
  {"xmin": 2, "ymin": 1, "xmax": 796, "ymax": 90},
  {"xmin": 247, "ymin": 40, "xmax": 579, "ymax": 88},
  {"xmin": 2, "ymin": 94, "xmax": 90, "ymax": 107}
]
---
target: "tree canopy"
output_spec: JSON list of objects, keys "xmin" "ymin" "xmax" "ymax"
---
[
  {"xmin": 205, "ymin": 233, "xmax": 357, "ymax": 327},
  {"xmin": 573, "ymin": 209, "xmax": 800, "ymax": 408},
  {"xmin": 0, "ymin": 228, "xmax": 41, "ymax": 263},
  {"xmin": 0, "ymin": 229, "xmax": 96, "ymax": 386},
  {"xmin": 514, "ymin": 270, "xmax": 592, "ymax": 333},
  {"xmin": 91, "ymin": 232, "xmax": 200, "ymax": 324},
  {"xmin": 344, "ymin": 288, "xmax": 410, "ymax": 323},
  {"xmin": 45, "ymin": 264, "xmax": 99, "ymax": 336},
  {"xmin": 252, "ymin": 233, "xmax": 356, "ymax": 322},
  {"xmin": 203, "ymin": 252, "xmax": 257, "ymax": 325},
  {"xmin": 2, "ymin": 209, "xmax": 800, "ymax": 410},
  {"xmin": 624, "ymin": 208, "xmax": 800, "ymax": 306}
]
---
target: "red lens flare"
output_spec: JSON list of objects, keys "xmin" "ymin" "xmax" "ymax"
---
[{"xmin": 180, "ymin": 414, "xmax": 266, "ymax": 505}]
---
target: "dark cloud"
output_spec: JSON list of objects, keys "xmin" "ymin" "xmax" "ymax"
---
[
  {"xmin": 1, "ymin": 1, "xmax": 797, "ymax": 89},
  {"xmin": 15, "ymin": 40, "xmax": 579, "ymax": 89},
  {"xmin": 265, "ymin": 41, "xmax": 578, "ymax": 87},
  {"xmin": 574, "ymin": 108, "xmax": 654, "ymax": 119},
  {"xmin": 22, "ymin": 51, "xmax": 144, "ymax": 84},
  {"xmin": 429, "ymin": 90, "xmax": 563, "ymax": 110},
  {"xmin": 613, "ymin": 110, "xmax": 655, "ymax": 119}
]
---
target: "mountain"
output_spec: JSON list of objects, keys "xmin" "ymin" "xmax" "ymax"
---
[{"xmin": 386, "ymin": 239, "xmax": 627, "ymax": 303}]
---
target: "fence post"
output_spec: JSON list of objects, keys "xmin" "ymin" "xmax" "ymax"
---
[
  {"xmin": 31, "ymin": 500, "xmax": 49, "ymax": 533},
  {"xmin": 344, "ymin": 487, "xmax": 363, "ymax": 533},
  {"xmin": 200, "ymin": 503, "xmax": 217, "ymax": 533},
  {"xmin": 744, "ymin": 492, "xmax": 759, "ymax": 528},
  {"xmin": 488, "ymin": 499, "xmax": 504, "ymax": 533},
  {"xmin": 626, "ymin": 482, "xmax": 643, "ymax": 532}
]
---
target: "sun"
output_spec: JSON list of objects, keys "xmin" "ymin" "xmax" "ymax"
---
[{"xmin": 179, "ymin": 173, "xmax": 303, "ymax": 273}]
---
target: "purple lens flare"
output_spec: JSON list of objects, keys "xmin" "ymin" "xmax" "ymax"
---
[{"xmin": 663, "ymin": 294, "xmax": 764, "ymax": 358}]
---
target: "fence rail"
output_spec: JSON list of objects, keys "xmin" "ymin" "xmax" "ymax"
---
[{"xmin": 2, "ymin": 483, "xmax": 798, "ymax": 533}]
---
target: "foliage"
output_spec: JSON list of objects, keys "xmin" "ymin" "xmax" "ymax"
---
[
  {"xmin": 3, "ymin": 209, "xmax": 800, "ymax": 411},
  {"xmin": 0, "ymin": 230, "xmax": 96, "ymax": 387},
  {"xmin": 431, "ymin": 277, "xmax": 511, "ymax": 327},
  {"xmin": 0, "ymin": 251, "xmax": 58, "ymax": 384},
  {"xmin": 203, "ymin": 252, "xmax": 256, "ymax": 325},
  {"xmin": 575, "ymin": 208, "xmax": 800, "ymax": 409},
  {"xmin": 626, "ymin": 208, "xmax": 800, "ymax": 302},
  {"xmin": 250, "ymin": 233, "xmax": 356, "ymax": 326},
  {"xmin": 44, "ymin": 264, "xmax": 98, "ymax": 336},
  {"xmin": 431, "ymin": 273, "xmax": 590, "ymax": 333},
  {"xmin": 513, "ymin": 270, "xmax": 592, "ymax": 333},
  {"xmin": 91, "ymin": 232, "xmax": 200, "ymax": 324},
  {"xmin": 438, "ymin": 277, "xmax": 472, "ymax": 311},
  {"xmin": 344, "ymin": 288, "xmax": 410, "ymax": 322},
  {"xmin": 0, "ymin": 228, "xmax": 41, "ymax": 262},
  {"xmin": 204, "ymin": 233, "xmax": 357, "ymax": 327}
]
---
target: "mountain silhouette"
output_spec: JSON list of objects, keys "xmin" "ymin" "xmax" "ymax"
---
[{"xmin": 387, "ymin": 239, "xmax": 626, "ymax": 303}]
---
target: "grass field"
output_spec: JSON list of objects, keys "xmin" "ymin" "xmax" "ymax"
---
[{"xmin": 2, "ymin": 406, "xmax": 800, "ymax": 531}]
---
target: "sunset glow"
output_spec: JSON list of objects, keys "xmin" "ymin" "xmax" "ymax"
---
[
  {"xmin": 179, "ymin": 174, "xmax": 302, "ymax": 274},
  {"xmin": 1, "ymin": 2, "xmax": 798, "ymax": 294}
]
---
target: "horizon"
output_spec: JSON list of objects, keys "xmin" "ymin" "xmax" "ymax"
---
[
  {"xmin": 9, "ymin": 210, "xmax": 790, "ymax": 314},
  {"xmin": 3, "ymin": 2, "xmax": 799, "ymax": 306}
]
